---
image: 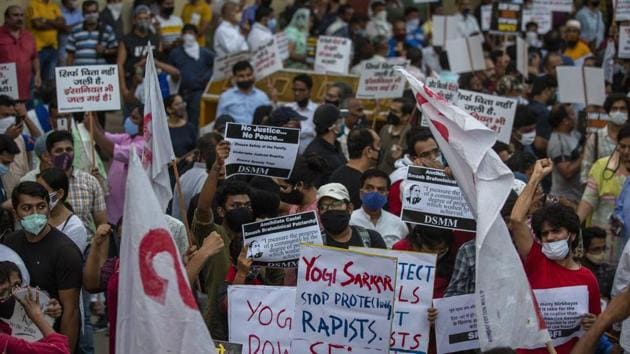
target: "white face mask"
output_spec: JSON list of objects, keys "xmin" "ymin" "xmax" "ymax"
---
[
  {"xmin": 0, "ymin": 116, "xmax": 15, "ymax": 134},
  {"xmin": 541, "ymin": 240, "xmax": 570, "ymax": 260},
  {"xmin": 585, "ymin": 252, "xmax": 606, "ymax": 265},
  {"xmin": 107, "ymin": 3, "xmax": 123, "ymax": 20},
  {"xmin": 182, "ymin": 33, "xmax": 197, "ymax": 47},
  {"xmin": 519, "ymin": 131, "xmax": 536, "ymax": 146},
  {"xmin": 375, "ymin": 11, "xmax": 387, "ymax": 21},
  {"xmin": 406, "ymin": 18, "xmax": 420, "ymax": 31},
  {"xmin": 608, "ymin": 111, "xmax": 628, "ymax": 126},
  {"xmin": 49, "ymin": 192, "xmax": 59, "ymax": 210}
]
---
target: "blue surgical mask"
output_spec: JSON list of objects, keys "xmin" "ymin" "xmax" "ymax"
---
[
  {"xmin": 20, "ymin": 214, "xmax": 48, "ymax": 235},
  {"xmin": 0, "ymin": 163, "xmax": 8, "ymax": 176},
  {"xmin": 267, "ymin": 18, "xmax": 277, "ymax": 32},
  {"xmin": 124, "ymin": 118, "xmax": 139, "ymax": 136},
  {"xmin": 361, "ymin": 191, "xmax": 388, "ymax": 211}
]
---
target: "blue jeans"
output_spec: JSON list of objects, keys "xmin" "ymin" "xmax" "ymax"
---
[
  {"xmin": 38, "ymin": 46, "xmax": 58, "ymax": 82},
  {"xmin": 78, "ymin": 289, "xmax": 94, "ymax": 354}
]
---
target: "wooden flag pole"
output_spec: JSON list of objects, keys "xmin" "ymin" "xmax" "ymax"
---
[
  {"xmin": 545, "ymin": 341, "xmax": 557, "ymax": 354},
  {"xmin": 171, "ymin": 160, "xmax": 195, "ymax": 248},
  {"xmin": 88, "ymin": 112, "xmax": 96, "ymax": 170}
]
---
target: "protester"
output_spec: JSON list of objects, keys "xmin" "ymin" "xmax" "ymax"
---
[
  {"xmin": 165, "ymin": 94, "xmax": 196, "ymax": 157},
  {"xmin": 303, "ymin": 104, "xmax": 347, "ymax": 181},
  {"xmin": 563, "ymin": 19, "xmax": 592, "ymax": 62},
  {"xmin": 216, "ymin": 61, "xmax": 270, "ymax": 124},
  {"xmin": 284, "ymin": 8, "xmax": 311, "ymax": 70},
  {"xmin": 324, "ymin": 82, "xmax": 353, "ymax": 107},
  {"xmin": 181, "ymin": 0, "xmax": 212, "ymax": 45},
  {"xmin": 286, "ymin": 74, "xmax": 318, "ymax": 153},
  {"xmin": 26, "ymin": 0, "xmax": 65, "ymax": 83},
  {"xmin": 155, "ymin": 0, "xmax": 182, "ymax": 54},
  {"xmin": 100, "ymin": 0, "xmax": 123, "ymax": 41},
  {"xmin": 454, "ymin": 0, "xmax": 480, "ymax": 37},
  {"xmin": 266, "ymin": 106, "xmax": 306, "ymax": 129},
  {"xmin": 0, "ymin": 135, "xmax": 20, "ymax": 205},
  {"xmin": 213, "ymin": 2, "xmax": 248, "ymax": 57},
  {"xmin": 0, "ymin": 96, "xmax": 34, "ymax": 193},
  {"xmin": 325, "ymin": 4, "xmax": 353, "ymax": 37},
  {"xmin": 578, "ymin": 226, "xmax": 615, "ymax": 300},
  {"xmin": 379, "ymin": 97, "xmax": 414, "ymax": 174},
  {"xmin": 247, "ymin": 6, "xmax": 274, "ymax": 50},
  {"xmin": 366, "ymin": 1, "xmax": 391, "ymax": 40},
  {"xmin": 278, "ymin": 153, "xmax": 327, "ymax": 218},
  {"xmin": 58, "ymin": 0, "xmax": 83, "ymax": 66},
  {"xmin": 547, "ymin": 104, "xmax": 583, "ymax": 202},
  {"xmin": 65, "ymin": 0, "xmax": 118, "ymax": 66}
]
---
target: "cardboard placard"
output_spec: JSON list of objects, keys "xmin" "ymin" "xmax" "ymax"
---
[
  {"xmin": 490, "ymin": 2, "xmax": 522, "ymax": 35},
  {"xmin": 481, "ymin": 5, "xmax": 492, "ymax": 31},
  {"xmin": 8, "ymin": 288, "xmax": 55, "ymax": 342},
  {"xmin": 432, "ymin": 16, "xmax": 459, "ymax": 47},
  {"xmin": 619, "ymin": 25, "xmax": 630, "ymax": 59},
  {"xmin": 556, "ymin": 66, "xmax": 606, "ymax": 106},
  {"xmin": 456, "ymin": 89, "xmax": 517, "ymax": 143},
  {"xmin": 445, "ymin": 35, "xmax": 486, "ymax": 74},
  {"xmin": 55, "ymin": 65, "xmax": 120, "ymax": 113},
  {"xmin": 615, "ymin": 0, "xmax": 630, "ymax": 21},
  {"xmin": 350, "ymin": 247, "xmax": 437, "ymax": 354},
  {"xmin": 516, "ymin": 36, "xmax": 529, "ymax": 78},
  {"xmin": 533, "ymin": 0, "xmax": 573, "ymax": 12},
  {"xmin": 426, "ymin": 78, "xmax": 459, "ymax": 104},
  {"xmin": 0, "ymin": 63, "xmax": 19, "ymax": 99},
  {"xmin": 242, "ymin": 211, "xmax": 322, "ymax": 268},
  {"xmin": 291, "ymin": 244, "xmax": 397, "ymax": 353},
  {"xmin": 401, "ymin": 166, "xmax": 476, "ymax": 232},
  {"xmin": 228, "ymin": 285, "xmax": 295, "ymax": 354},
  {"xmin": 224, "ymin": 123, "xmax": 300, "ymax": 178},
  {"xmin": 252, "ymin": 39, "xmax": 283, "ymax": 80},
  {"xmin": 211, "ymin": 51, "xmax": 252, "ymax": 82},
  {"xmin": 433, "ymin": 294, "xmax": 478, "ymax": 354},
  {"xmin": 275, "ymin": 32, "xmax": 290, "ymax": 61},
  {"xmin": 521, "ymin": 7, "xmax": 552, "ymax": 34},
  {"xmin": 356, "ymin": 58, "xmax": 409, "ymax": 99},
  {"xmin": 314, "ymin": 36, "xmax": 352, "ymax": 74},
  {"xmin": 214, "ymin": 341, "xmax": 243, "ymax": 354}
]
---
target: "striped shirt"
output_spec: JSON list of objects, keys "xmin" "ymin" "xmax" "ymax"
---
[
  {"xmin": 66, "ymin": 22, "xmax": 117, "ymax": 65},
  {"xmin": 156, "ymin": 15, "xmax": 183, "ymax": 46}
]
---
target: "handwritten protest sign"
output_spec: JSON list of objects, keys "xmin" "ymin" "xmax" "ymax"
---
[
  {"xmin": 533, "ymin": 0, "xmax": 573, "ymax": 12},
  {"xmin": 243, "ymin": 211, "xmax": 322, "ymax": 268},
  {"xmin": 252, "ymin": 39, "xmax": 283, "ymax": 80},
  {"xmin": 426, "ymin": 78, "xmax": 459, "ymax": 104},
  {"xmin": 521, "ymin": 7, "xmax": 552, "ymax": 34},
  {"xmin": 55, "ymin": 65, "xmax": 120, "ymax": 113},
  {"xmin": 212, "ymin": 51, "xmax": 252, "ymax": 82},
  {"xmin": 292, "ymin": 244, "xmax": 397, "ymax": 353},
  {"xmin": 314, "ymin": 36, "xmax": 352, "ymax": 74},
  {"xmin": 615, "ymin": 0, "xmax": 630, "ymax": 21},
  {"xmin": 402, "ymin": 166, "xmax": 476, "ymax": 232},
  {"xmin": 356, "ymin": 58, "xmax": 409, "ymax": 99},
  {"xmin": 556, "ymin": 66, "xmax": 606, "ymax": 106},
  {"xmin": 445, "ymin": 35, "xmax": 485, "ymax": 74},
  {"xmin": 456, "ymin": 90, "xmax": 517, "ymax": 143},
  {"xmin": 481, "ymin": 5, "xmax": 492, "ymax": 31},
  {"xmin": 350, "ymin": 247, "xmax": 437, "ymax": 354},
  {"xmin": 434, "ymin": 294, "xmax": 478, "ymax": 354},
  {"xmin": 0, "ymin": 63, "xmax": 18, "ymax": 99},
  {"xmin": 275, "ymin": 32, "xmax": 290, "ymax": 61},
  {"xmin": 516, "ymin": 36, "xmax": 528, "ymax": 78},
  {"xmin": 490, "ymin": 2, "xmax": 522, "ymax": 35},
  {"xmin": 432, "ymin": 16, "xmax": 459, "ymax": 47},
  {"xmin": 214, "ymin": 341, "xmax": 243, "ymax": 354},
  {"xmin": 229, "ymin": 285, "xmax": 295, "ymax": 354},
  {"xmin": 7, "ymin": 288, "xmax": 55, "ymax": 341},
  {"xmin": 224, "ymin": 123, "xmax": 300, "ymax": 179},
  {"xmin": 619, "ymin": 26, "xmax": 630, "ymax": 59}
]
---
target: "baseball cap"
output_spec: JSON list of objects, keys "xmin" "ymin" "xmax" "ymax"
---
[
  {"xmin": 313, "ymin": 104, "xmax": 341, "ymax": 134},
  {"xmin": 214, "ymin": 114, "xmax": 234, "ymax": 133},
  {"xmin": 317, "ymin": 183, "xmax": 350, "ymax": 202},
  {"xmin": 268, "ymin": 107, "xmax": 307, "ymax": 127}
]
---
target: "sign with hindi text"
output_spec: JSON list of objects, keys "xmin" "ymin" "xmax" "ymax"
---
[
  {"xmin": 456, "ymin": 90, "xmax": 517, "ymax": 143},
  {"xmin": 55, "ymin": 65, "xmax": 120, "ymax": 113},
  {"xmin": 521, "ymin": 7, "xmax": 552, "ymax": 34},
  {"xmin": 615, "ymin": 0, "xmax": 630, "ymax": 21},
  {"xmin": 212, "ymin": 51, "xmax": 252, "ymax": 82},
  {"xmin": 275, "ymin": 32, "xmax": 290, "ymax": 60},
  {"xmin": 314, "ymin": 36, "xmax": 352, "ymax": 74},
  {"xmin": 533, "ymin": 0, "xmax": 572, "ymax": 12},
  {"xmin": 426, "ymin": 78, "xmax": 459, "ymax": 104},
  {"xmin": 433, "ymin": 294, "xmax": 478, "ymax": 354},
  {"xmin": 619, "ymin": 25, "xmax": 630, "ymax": 59},
  {"xmin": 0, "ymin": 63, "xmax": 18, "ymax": 99},
  {"xmin": 252, "ymin": 39, "xmax": 283, "ymax": 80},
  {"xmin": 356, "ymin": 58, "xmax": 409, "ymax": 99}
]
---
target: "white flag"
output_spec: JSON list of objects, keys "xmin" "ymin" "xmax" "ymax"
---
[
  {"xmin": 116, "ymin": 148, "xmax": 215, "ymax": 354},
  {"xmin": 142, "ymin": 43, "xmax": 175, "ymax": 211},
  {"xmin": 397, "ymin": 68, "xmax": 550, "ymax": 351}
]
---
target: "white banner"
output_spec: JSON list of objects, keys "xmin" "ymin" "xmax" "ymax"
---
[
  {"xmin": 619, "ymin": 26, "xmax": 630, "ymax": 59},
  {"xmin": 253, "ymin": 39, "xmax": 283, "ymax": 80},
  {"xmin": 433, "ymin": 294, "xmax": 478, "ymax": 354},
  {"xmin": 314, "ymin": 36, "xmax": 352, "ymax": 74},
  {"xmin": 55, "ymin": 65, "xmax": 120, "ymax": 113},
  {"xmin": 615, "ymin": 0, "xmax": 630, "ymax": 21},
  {"xmin": 0, "ymin": 63, "xmax": 19, "ymax": 99},
  {"xmin": 212, "ymin": 51, "xmax": 252, "ymax": 82},
  {"xmin": 456, "ymin": 90, "xmax": 517, "ymax": 144},
  {"xmin": 356, "ymin": 58, "xmax": 409, "ymax": 99},
  {"xmin": 275, "ymin": 32, "xmax": 290, "ymax": 61},
  {"xmin": 521, "ymin": 8, "xmax": 552, "ymax": 34},
  {"xmin": 556, "ymin": 66, "xmax": 606, "ymax": 106},
  {"xmin": 432, "ymin": 16, "xmax": 459, "ymax": 47},
  {"xmin": 533, "ymin": 0, "xmax": 572, "ymax": 12},
  {"xmin": 445, "ymin": 36, "xmax": 485, "ymax": 74}
]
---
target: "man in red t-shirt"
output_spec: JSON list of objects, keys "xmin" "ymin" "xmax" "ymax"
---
[{"xmin": 511, "ymin": 158, "xmax": 601, "ymax": 354}]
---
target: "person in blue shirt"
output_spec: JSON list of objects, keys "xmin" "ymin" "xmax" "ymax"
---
[
  {"xmin": 387, "ymin": 19, "xmax": 422, "ymax": 58},
  {"xmin": 216, "ymin": 61, "xmax": 271, "ymax": 124}
]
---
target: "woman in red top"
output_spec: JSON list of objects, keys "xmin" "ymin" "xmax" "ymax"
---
[{"xmin": 511, "ymin": 159, "xmax": 600, "ymax": 354}]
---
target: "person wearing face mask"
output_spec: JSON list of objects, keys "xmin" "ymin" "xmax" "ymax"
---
[
  {"xmin": 286, "ymin": 74, "xmax": 318, "ymax": 153},
  {"xmin": 304, "ymin": 104, "xmax": 348, "ymax": 182},
  {"xmin": 350, "ymin": 169, "xmax": 407, "ymax": 247},
  {"xmin": 216, "ymin": 61, "xmax": 270, "ymax": 124},
  {"xmin": 547, "ymin": 104, "xmax": 584, "ymax": 202},
  {"xmin": 525, "ymin": 22, "xmax": 543, "ymax": 48},
  {"xmin": 247, "ymin": 6, "xmax": 274, "ymax": 50},
  {"xmin": 0, "ymin": 135, "xmax": 20, "ymax": 205},
  {"xmin": 511, "ymin": 105, "xmax": 539, "ymax": 157},
  {"xmin": 181, "ymin": 0, "xmax": 212, "ymax": 46},
  {"xmin": 317, "ymin": 183, "xmax": 386, "ymax": 249},
  {"xmin": 155, "ymin": 0, "xmax": 183, "ymax": 54},
  {"xmin": 65, "ymin": 0, "xmax": 118, "ymax": 66},
  {"xmin": 562, "ymin": 20, "xmax": 592, "ymax": 62},
  {"xmin": 58, "ymin": 0, "xmax": 83, "ymax": 66},
  {"xmin": 337, "ymin": 98, "xmax": 367, "ymax": 158},
  {"xmin": 325, "ymin": 4, "xmax": 354, "ymax": 38},
  {"xmin": 528, "ymin": 75, "xmax": 558, "ymax": 156},
  {"xmin": 454, "ymin": 0, "xmax": 480, "ymax": 38},
  {"xmin": 403, "ymin": 7, "xmax": 426, "ymax": 46},
  {"xmin": 575, "ymin": 0, "xmax": 605, "ymax": 50},
  {"xmin": 578, "ymin": 227, "xmax": 615, "ymax": 300},
  {"xmin": 511, "ymin": 158, "xmax": 601, "ymax": 354},
  {"xmin": 324, "ymin": 82, "xmax": 354, "ymax": 107},
  {"xmin": 3, "ymin": 182, "xmax": 83, "ymax": 353},
  {"xmin": 366, "ymin": 1, "xmax": 392, "ymax": 40},
  {"xmin": 379, "ymin": 97, "xmax": 413, "ymax": 174},
  {"xmin": 164, "ymin": 94, "xmax": 196, "ymax": 157},
  {"xmin": 214, "ymin": 2, "xmax": 249, "ymax": 57},
  {"xmin": 278, "ymin": 153, "xmax": 327, "ymax": 218},
  {"xmin": 0, "ymin": 96, "xmax": 31, "ymax": 189},
  {"xmin": 100, "ymin": 0, "xmax": 123, "ymax": 40}
]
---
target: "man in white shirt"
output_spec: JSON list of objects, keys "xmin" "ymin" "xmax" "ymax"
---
[
  {"xmin": 247, "ymin": 6, "xmax": 273, "ymax": 50},
  {"xmin": 214, "ymin": 1, "xmax": 249, "ymax": 57},
  {"xmin": 285, "ymin": 73, "xmax": 318, "ymax": 153},
  {"xmin": 454, "ymin": 0, "xmax": 480, "ymax": 38},
  {"xmin": 350, "ymin": 169, "xmax": 408, "ymax": 248}
]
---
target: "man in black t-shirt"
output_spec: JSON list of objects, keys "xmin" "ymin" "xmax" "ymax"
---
[
  {"xmin": 3, "ymin": 181, "xmax": 82, "ymax": 351},
  {"xmin": 317, "ymin": 183, "xmax": 386, "ymax": 249}
]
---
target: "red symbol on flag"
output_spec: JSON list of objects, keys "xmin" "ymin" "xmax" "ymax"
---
[
  {"xmin": 430, "ymin": 119, "xmax": 450, "ymax": 143},
  {"xmin": 415, "ymin": 92, "xmax": 428, "ymax": 105}
]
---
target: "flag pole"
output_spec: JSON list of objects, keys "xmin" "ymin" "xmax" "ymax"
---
[
  {"xmin": 88, "ymin": 112, "xmax": 96, "ymax": 170},
  {"xmin": 545, "ymin": 341, "xmax": 557, "ymax": 354},
  {"xmin": 171, "ymin": 160, "xmax": 195, "ymax": 248}
]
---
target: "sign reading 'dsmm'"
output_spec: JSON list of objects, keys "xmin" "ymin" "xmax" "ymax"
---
[
  {"xmin": 0, "ymin": 63, "xmax": 18, "ymax": 99},
  {"xmin": 356, "ymin": 58, "xmax": 409, "ymax": 99},
  {"xmin": 228, "ymin": 285, "xmax": 295, "ymax": 354},
  {"xmin": 456, "ymin": 89, "xmax": 517, "ymax": 144},
  {"xmin": 291, "ymin": 244, "xmax": 397, "ymax": 354},
  {"xmin": 224, "ymin": 123, "xmax": 300, "ymax": 179},
  {"xmin": 253, "ymin": 39, "xmax": 283, "ymax": 80},
  {"xmin": 402, "ymin": 166, "xmax": 476, "ymax": 232},
  {"xmin": 314, "ymin": 36, "xmax": 352, "ymax": 74},
  {"xmin": 350, "ymin": 247, "xmax": 437, "ymax": 354},
  {"xmin": 243, "ymin": 211, "xmax": 322, "ymax": 268},
  {"xmin": 55, "ymin": 65, "xmax": 120, "ymax": 113},
  {"xmin": 433, "ymin": 294, "xmax": 478, "ymax": 354}
]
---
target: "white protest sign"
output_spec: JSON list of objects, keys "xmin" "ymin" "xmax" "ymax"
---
[
  {"xmin": 212, "ymin": 51, "xmax": 252, "ymax": 82},
  {"xmin": 481, "ymin": 5, "xmax": 492, "ymax": 31},
  {"xmin": 291, "ymin": 244, "xmax": 397, "ymax": 353},
  {"xmin": 243, "ymin": 211, "xmax": 322, "ymax": 268},
  {"xmin": 314, "ymin": 36, "xmax": 352, "ymax": 74},
  {"xmin": 55, "ymin": 65, "xmax": 120, "ymax": 113},
  {"xmin": 422, "ymin": 47, "xmax": 442, "ymax": 74},
  {"xmin": 615, "ymin": 0, "xmax": 630, "ymax": 21},
  {"xmin": 516, "ymin": 36, "xmax": 528, "ymax": 78},
  {"xmin": 426, "ymin": 78, "xmax": 459, "ymax": 104},
  {"xmin": 275, "ymin": 32, "xmax": 290, "ymax": 61},
  {"xmin": 456, "ymin": 90, "xmax": 517, "ymax": 143},
  {"xmin": 433, "ymin": 294, "xmax": 478, "ymax": 354},
  {"xmin": 445, "ymin": 35, "xmax": 486, "ymax": 74},
  {"xmin": 228, "ymin": 285, "xmax": 295, "ymax": 354},
  {"xmin": 0, "ymin": 63, "xmax": 19, "ymax": 99},
  {"xmin": 533, "ymin": 0, "xmax": 572, "ymax": 12},
  {"xmin": 432, "ymin": 16, "xmax": 459, "ymax": 47},
  {"xmin": 521, "ymin": 7, "xmax": 552, "ymax": 34},
  {"xmin": 224, "ymin": 123, "xmax": 300, "ymax": 179},
  {"xmin": 350, "ymin": 247, "xmax": 437, "ymax": 354},
  {"xmin": 356, "ymin": 58, "xmax": 409, "ymax": 99},
  {"xmin": 619, "ymin": 26, "xmax": 630, "ymax": 59},
  {"xmin": 252, "ymin": 39, "xmax": 283, "ymax": 80},
  {"xmin": 7, "ymin": 288, "xmax": 55, "ymax": 341},
  {"xmin": 556, "ymin": 66, "xmax": 606, "ymax": 106},
  {"xmin": 402, "ymin": 166, "xmax": 476, "ymax": 232},
  {"xmin": 604, "ymin": 39, "xmax": 616, "ymax": 83}
]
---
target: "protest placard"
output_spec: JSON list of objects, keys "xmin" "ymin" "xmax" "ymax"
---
[
  {"xmin": 252, "ymin": 39, "xmax": 283, "ymax": 80},
  {"xmin": 422, "ymin": 47, "xmax": 442, "ymax": 74},
  {"xmin": 556, "ymin": 66, "xmax": 606, "ymax": 106},
  {"xmin": 8, "ymin": 288, "xmax": 55, "ymax": 341},
  {"xmin": 275, "ymin": 32, "xmax": 290, "ymax": 61},
  {"xmin": 401, "ymin": 166, "xmax": 476, "ymax": 232},
  {"xmin": 55, "ymin": 65, "xmax": 120, "ymax": 113},
  {"xmin": 490, "ymin": 2, "xmax": 522, "ymax": 35},
  {"xmin": 224, "ymin": 122, "xmax": 300, "ymax": 179},
  {"xmin": 426, "ymin": 78, "xmax": 459, "ymax": 104},
  {"xmin": 480, "ymin": 5, "xmax": 492, "ymax": 31},
  {"xmin": 445, "ymin": 35, "xmax": 485, "ymax": 74},
  {"xmin": 228, "ymin": 285, "xmax": 296, "ymax": 354},
  {"xmin": 432, "ymin": 16, "xmax": 459, "ymax": 47},
  {"xmin": 619, "ymin": 26, "xmax": 630, "ymax": 59},
  {"xmin": 243, "ymin": 211, "xmax": 322, "ymax": 268},
  {"xmin": 211, "ymin": 51, "xmax": 252, "ymax": 82},
  {"xmin": 314, "ymin": 36, "xmax": 352, "ymax": 74},
  {"xmin": 350, "ymin": 247, "xmax": 437, "ymax": 354},
  {"xmin": 0, "ymin": 63, "xmax": 18, "ymax": 99},
  {"xmin": 214, "ymin": 341, "xmax": 243, "ymax": 354},
  {"xmin": 521, "ymin": 7, "xmax": 552, "ymax": 34},
  {"xmin": 533, "ymin": 0, "xmax": 573, "ymax": 12},
  {"xmin": 456, "ymin": 89, "xmax": 517, "ymax": 143},
  {"xmin": 615, "ymin": 0, "xmax": 630, "ymax": 21},
  {"xmin": 585, "ymin": 112, "xmax": 609, "ymax": 132},
  {"xmin": 433, "ymin": 294, "xmax": 478, "ymax": 354},
  {"xmin": 516, "ymin": 36, "xmax": 528, "ymax": 78},
  {"xmin": 356, "ymin": 58, "xmax": 409, "ymax": 99},
  {"xmin": 291, "ymin": 244, "xmax": 397, "ymax": 353}
]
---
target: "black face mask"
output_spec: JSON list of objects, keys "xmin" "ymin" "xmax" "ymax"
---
[
  {"xmin": 591, "ymin": 0, "xmax": 600, "ymax": 6},
  {"xmin": 387, "ymin": 112, "xmax": 401, "ymax": 125},
  {"xmin": 325, "ymin": 99, "xmax": 340, "ymax": 107},
  {"xmin": 280, "ymin": 188, "xmax": 303, "ymax": 205},
  {"xmin": 462, "ymin": 8, "xmax": 471, "ymax": 17},
  {"xmin": 162, "ymin": 7, "xmax": 174, "ymax": 16},
  {"xmin": 321, "ymin": 210, "xmax": 350, "ymax": 235},
  {"xmin": 236, "ymin": 80, "xmax": 255, "ymax": 91},
  {"xmin": 0, "ymin": 297, "xmax": 16, "ymax": 319},
  {"xmin": 224, "ymin": 207, "xmax": 254, "ymax": 232},
  {"xmin": 296, "ymin": 97, "xmax": 309, "ymax": 108},
  {"xmin": 566, "ymin": 40, "xmax": 578, "ymax": 48}
]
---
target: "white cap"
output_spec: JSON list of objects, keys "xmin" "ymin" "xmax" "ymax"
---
[
  {"xmin": 566, "ymin": 19, "xmax": 581, "ymax": 30},
  {"xmin": 317, "ymin": 183, "xmax": 350, "ymax": 202}
]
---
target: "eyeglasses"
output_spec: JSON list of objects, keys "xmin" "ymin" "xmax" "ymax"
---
[{"xmin": 319, "ymin": 200, "xmax": 346, "ymax": 211}]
